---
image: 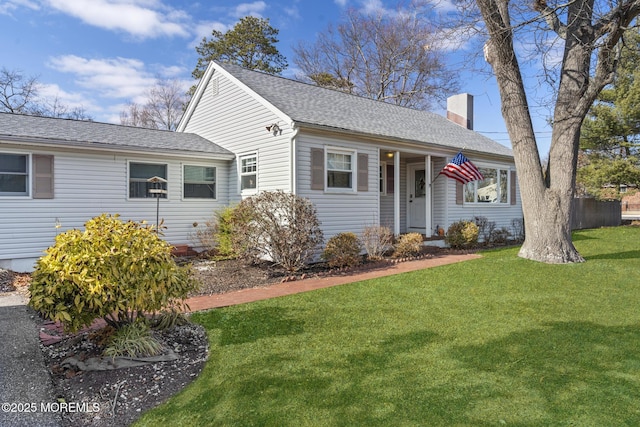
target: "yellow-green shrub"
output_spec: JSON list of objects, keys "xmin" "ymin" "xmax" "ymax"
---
[
  {"xmin": 29, "ymin": 214, "xmax": 197, "ymax": 333},
  {"xmin": 322, "ymin": 232, "xmax": 363, "ymax": 268},
  {"xmin": 393, "ymin": 232, "xmax": 424, "ymax": 257},
  {"xmin": 445, "ymin": 220, "xmax": 479, "ymax": 249}
]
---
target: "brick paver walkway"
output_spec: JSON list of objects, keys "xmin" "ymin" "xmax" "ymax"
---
[{"xmin": 185, "ymin": 253, "xmax": 481, "ymax": 312}]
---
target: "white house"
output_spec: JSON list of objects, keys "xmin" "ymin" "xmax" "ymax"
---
[
  {"xmin": 0, "ymin": 115, "xmax": 233, "ymax": 272},
  {"xmin": 179, "ymin": 61, "xmax": 522, "ymax": 241},
  {"xmin": 0, "ymin": 61, "xmax": 522, "ymax": 272}
]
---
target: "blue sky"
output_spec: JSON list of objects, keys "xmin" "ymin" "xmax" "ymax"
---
[{"xmin": 0, "ymin": 0, "xmax": 554, "ymax": 155}]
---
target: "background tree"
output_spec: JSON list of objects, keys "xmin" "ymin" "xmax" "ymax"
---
[
  {"xmin": 1, "ymin": 68, "xmax": 42, "ymax": 114},
  {"xmin": 475, "ymin": 0, "xmax": 640, "ymax": 263},
  {"xmin": 577, "ymin": 156, "xmax": 640, "ymax": 199},
  {"xmin": 192, "ymin": 16, "xmax": 287, "ymax": 85},
  {"xmin": 293, "ymin": 5, "xmax": 459, "ymax": 110},
  {"xmin": 120, "ymin": 78, "xmax": 187, "ymax": 131},
  {"xmin": 39, "ymin": 95, "xmax": 92, "ymax": 120},
  {"xmin": 577, "ymin": 30, "xmax": 640, "ymax": 199},
  {"xmin": 580, "ymin": 29, "xmax": 640, "ymax": 158},
  {"xmin": 1, "ymin": 67, "xmax": 92, "ymax": 120}
]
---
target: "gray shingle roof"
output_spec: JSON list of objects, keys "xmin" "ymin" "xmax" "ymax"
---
[
  {"xmin": 0, "ymin": 113, "xmax": 233, "ymax": 158},
  {"xmin": 217, "ymin": 61, "xmax": 513, "ymax": 158}
]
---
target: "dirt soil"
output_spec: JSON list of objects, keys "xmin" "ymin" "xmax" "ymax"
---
[{"xmin": 1, "ymin": 246, "xmax": 474, "ymax": 427}]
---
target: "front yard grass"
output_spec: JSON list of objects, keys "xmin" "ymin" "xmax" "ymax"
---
[{"xmin": 136, "ymin": 226, "xmax": 640, "ymax": 426}]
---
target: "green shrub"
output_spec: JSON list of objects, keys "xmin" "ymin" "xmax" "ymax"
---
[
  {"xmin": 189, "ymin": 205, "xmax": 242, "ymax": 258},
  {"xmin": 322, "ymin": 232, "xmax": 363, "ymax": 268},
  {"xmin": 393, "ymin": 233, "xmax": 424, "ymax": 257},
  {"xmin": 103, "ymin": 321, "xmax": 163, "ymax": 359},
  {"xmin": 215, "ymin": 205, "xmax": 240, "ymax": 257},
  {"xmin": 445, "ymin": 220, "xmax": 479, "ymax": 249},
  {"xmin": 153, "ymin": 305, "xmax": 190, "ymax": 330},
  {"xmin": 231, "ymin": 191, "xmax": 323, "ymax": 273},
  {"xmin": 29, "ymin": 214, "xmax": 197, "ymax": 333}
]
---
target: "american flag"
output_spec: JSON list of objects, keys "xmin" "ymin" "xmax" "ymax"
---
[{"xmin": 439, "ymin": 152, "xmax": 484, "ymax": 184}]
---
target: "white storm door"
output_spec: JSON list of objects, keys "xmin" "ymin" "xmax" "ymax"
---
[{"xmin": 408, "ymin": 164, "xmax": 427, "ymax": 232}]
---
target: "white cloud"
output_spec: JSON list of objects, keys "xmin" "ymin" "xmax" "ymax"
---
[
  {"xmin": 334, "ymin": 0, "xmax": 348, "ymax": 7},
  {"xmin": 43, "ymin": 0, "xmax": 190, "ymax": 39},
  {"xmin": 190, "ymin": 20, "xmax": 229, "ymax": 48},
  {"xmin": 156, "ymin": 65, "xmax": 186, "ymax": 79},
  {"xmin": 359, "ymin": 0, "xmax": 387, "ymax": 14},
  {"xmin": 47, "ymin": 55, "xmax": 156, "ymax": 101},
  {"xmin": 39, "ymin": 82, "xmax": 102, "ymax": 113},
  {"xmin": 230, "ymin": 1, "xmax": 266, "ymax": 18},
  {"xmin": 0, "ymin": 0, "xmax": 39, "ymax": 15}
]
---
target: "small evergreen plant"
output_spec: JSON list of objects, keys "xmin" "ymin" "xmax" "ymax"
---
[
  {"xmin": 393, "ymin": 233, "xmax": 424, "ymax": 257},
  {"xmin": 445, "ymin": 220, "xmax": 479, "ymax": 249},
  {"xmin": 29, "ymin": 214, "xmax": 197, "ymax": 333}
]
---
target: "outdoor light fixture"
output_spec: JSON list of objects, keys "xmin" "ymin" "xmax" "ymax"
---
[{"xmin": 266, "ymin": 123, "xmax": 281, "ymax": 134}]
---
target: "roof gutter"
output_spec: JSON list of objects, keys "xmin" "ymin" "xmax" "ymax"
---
[
  {"xmin": 294, "ymin": 122, "xmax": 515, "ymax": 161},
  {"xmin": 0, "ymin": 135, "xmax": 236, "ymax": 161}
]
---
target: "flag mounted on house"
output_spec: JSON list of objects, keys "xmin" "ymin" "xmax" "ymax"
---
[{"xmin": 439, "ymin": 151, "xmax": 484, "ymax": 184}]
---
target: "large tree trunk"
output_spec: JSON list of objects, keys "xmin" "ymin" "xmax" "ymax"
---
[
  {"xmin": 476, "ymin": 0, "xmax": 640, "ymax": 263},
  {"xmin": 478, "ymin": 0, "xmax": 585, "ymax": 263}
]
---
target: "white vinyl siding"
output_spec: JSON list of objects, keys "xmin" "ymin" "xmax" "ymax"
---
[
  {"xmin": 297, "ymin": 134, "xmax": 378, "ymax": 241},
  {"xmin": 181, "ymin": 69, "xmax": 292, "ymax": 200},
  {"xmin": 0, "ymin": 147, "xmax": 228, "ymax": 271}
]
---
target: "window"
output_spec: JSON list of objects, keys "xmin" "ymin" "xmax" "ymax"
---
[
  {"xmin": 129, "ymin": 162, "xmax": 167, "ymax": 198},
  {"xmin": 0, "ymin": 153, "xmax": 29, "ymax": 196},
  {"xmin": 327, "ymin": 149, "xmax": 355, "ymax": 190},
  {"xmin": 464, "ymin": 167, "xmax": 510, "ymax": 204},
  {"xmin": 240, "ymin": 154, "xmax": 257, "ymax": 192},
  {"xmin": 184, "ymin": 165, "xmax": 216, "ymax": 199},
  {"xmin": 379, "ymin": 162, "xmax": 387, "ymax": 193},
  {"xmin": 311, "ymin": 147, "xmax": 368, "ymax": 192}
]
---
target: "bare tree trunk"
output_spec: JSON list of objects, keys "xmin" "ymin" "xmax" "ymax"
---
[
  {"xmin": 476, "ymin": 0, "xmax": 640, "ymax": 263},
  {"xmin": 478, "ymin": 0, "xmax": 584, "ymax": 263}
]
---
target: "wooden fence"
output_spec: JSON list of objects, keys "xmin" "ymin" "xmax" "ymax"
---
[{"xmin": 572, "ymin": 198, "xmax": 621, "ymax": 230}]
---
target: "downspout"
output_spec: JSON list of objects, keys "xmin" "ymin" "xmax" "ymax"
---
[
  {"xmin": 426, "ymin": 154, "xmax": 432, "ymax": 236},
  {"xmin": 394, "ymin": 150, "xmax": 400, "ymax": 235},
  {"xmin": 290, "ymin": 124, "xmax": 299, "ymax": 195}
]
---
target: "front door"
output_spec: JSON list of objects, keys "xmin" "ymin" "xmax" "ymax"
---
[{"xmin": 408, "ymin": 164, "xmax": 427, "ymax": 232}]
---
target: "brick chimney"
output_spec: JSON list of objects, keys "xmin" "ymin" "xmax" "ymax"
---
[{"xmin": 447, "ymin": 93, "xmax": 473, "ymax": 130}]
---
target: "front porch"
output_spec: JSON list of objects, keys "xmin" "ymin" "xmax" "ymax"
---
[{"xmin": 378, "ymin": 149, "xmax": 449, "ymax": 238}]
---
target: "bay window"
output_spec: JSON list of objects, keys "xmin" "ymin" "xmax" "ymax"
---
[{"xmin": 465, "ymin": 167, "xmax": 510, "ymax": 204}]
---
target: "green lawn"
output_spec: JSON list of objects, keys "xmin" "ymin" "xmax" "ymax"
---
[{"xmin": 136, "ymin": 226, "xmax": 640, "ymax": 426}]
